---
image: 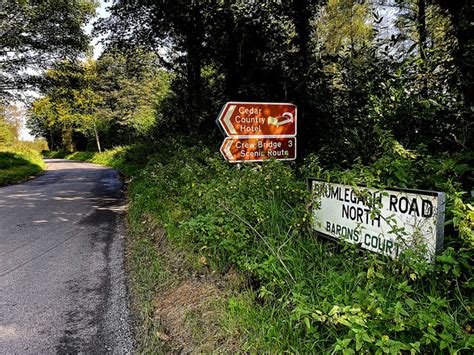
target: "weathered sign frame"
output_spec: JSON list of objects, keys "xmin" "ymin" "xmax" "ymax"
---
[{"xmin": 307, "ymin": 178, "xmax": 445, "ymax": 261}]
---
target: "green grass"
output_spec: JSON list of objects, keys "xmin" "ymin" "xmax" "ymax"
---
[
  {"xmin": 52, "ymin": 142, "xmax": 474, "ymax": 353},
  {"xmin": 43, "ymin": 145, "xmax": 149, "ymax": 176},
  {"xmin": 0, "ymin": 146, "xmax": 45, "ymax": 186}
]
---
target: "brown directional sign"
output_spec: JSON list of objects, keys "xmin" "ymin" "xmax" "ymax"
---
[
  {"xmin": 217, "ymin": 102, "xmax": 297, "ymax": 137},
  {"xmin": 220, "ymin": 137, "xmax": 296, "ymax": 163}
]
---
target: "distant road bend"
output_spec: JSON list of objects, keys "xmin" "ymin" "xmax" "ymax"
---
[{"xmin": 0, "ymin": 159, "xmax": 134, "ymax": 353}]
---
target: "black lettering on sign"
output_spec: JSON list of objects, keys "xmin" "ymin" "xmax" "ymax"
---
[
  {"xmin": 422, "ymin": 199, "xmax": 433, "ymax": 217},
  {"xmin": 354, "ymin": 229, "xmax": 360, "ymax": 242},
  {"xmin": 386, "ymin": 240, "xmax": 394, "ymax": 255},
  {"xmin": 388, "ymin": 195, "xmax": 434, "ymax": 218},
  {"xmin": 364, "ymin": 233, "xmax": 371, "ymax": 246},
  {"xmin": 325, "ymin": 222, "xmax": 362, "ymax": 243},
  {"xmin": 350, "ymin": 190, "xmax": 358, "ymax": 204},
  {"xmin": 341, "ymin": 204, "xmax": 381, "ymax": 227},
  {"xmin": 371, "ymin": 235, "xmax": 378, "ymax": 249},
  {"xmin": 399, "ymin": 196, "xmax": 409, "ymax": 213},
  {"xmin": 389, "ymin": 195, "xmax": 398, "ymax": 212},
  {"xmin": 408, "ymin": 198, "xmax": 420, "ymax": 216}
]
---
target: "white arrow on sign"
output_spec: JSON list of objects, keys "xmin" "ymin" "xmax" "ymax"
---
[
  {"xmin": 221, "ymin": 138, "xmax": 234, "ymax": 161},
  {"xmin": 222, "ymin": 104, "xmax": 237, "ymax": 135}
]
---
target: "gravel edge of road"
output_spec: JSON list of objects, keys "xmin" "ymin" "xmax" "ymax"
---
[{"xmin": 100, "ymin": 185, "xmax": 136, "ymax": 354}]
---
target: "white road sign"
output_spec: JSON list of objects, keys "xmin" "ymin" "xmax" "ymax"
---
[{"xmin": 309, "ymin": 180, "xmax": 445, "ymax": 261}]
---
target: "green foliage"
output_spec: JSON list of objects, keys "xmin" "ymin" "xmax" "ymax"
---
[
  {"xmin": 315, "ymin": 0, "xmax": 374, "ymax": 56},
  {"xmin": 0, "ymin": 121, "xmax": 15, "ymax": 146},
  {"xmin": 0, "ymin": 105, "xmax": 21, "ymax": 145},
  {"xmin": 32, "ymin": 0, "xmax": 472, "ymax": 160},
  {"xmin": 155, "ymin": 142, "xmax": 472, "ymax": 353},
  {"xmin": 20, "ymin": 0, "xmax": 474, "ymax": 351},
  {"xmin": 95, "ymin": 51, "xmax": 170, "ymax": 143},
  {"xmin": 0, "ymin": 146, "xmax": 45, "ymax": 186},
  {"xmin": 28, "ymin": 52, "xmax": 170, "ymax": 151},
  {"xmin": 0, "ymin": 0, "xmax": 97, "ymax": 103},
  {"xmin": 92, "ymin": 0, "xmax": 472, "ymax": 160},
  {"xmin": 44, "ymin": 144, "xmax": 151, "ymax": 177}
]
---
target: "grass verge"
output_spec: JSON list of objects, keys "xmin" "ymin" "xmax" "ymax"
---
[{"xmin": 0, "ymin": 146, "xmax": 45, "ymax": 186}]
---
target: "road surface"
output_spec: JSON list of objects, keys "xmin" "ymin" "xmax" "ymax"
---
[{"xmin": 0, "ymin": 159, "xmax": 134, "ymax": 353}]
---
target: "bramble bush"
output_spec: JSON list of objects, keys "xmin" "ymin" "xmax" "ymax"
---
[{"xmin": 115, "ymin": 136, "xmax": 472, "ymax": 353}]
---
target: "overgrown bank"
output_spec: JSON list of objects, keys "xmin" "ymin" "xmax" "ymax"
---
[
  {"xmin": 49, "ymin": 140, "xmax": 473, "ymax": 353},
  {"xmin": 0, "ymin": 146, "xmax": 45, "ymax": 186}
]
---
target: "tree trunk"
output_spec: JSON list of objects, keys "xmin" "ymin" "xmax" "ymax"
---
[
  {"xmin": 93, "ymin": 122, "xmax": 101, "ymax": 153},
  {"xmin": 224, "ymin": 10, "xmax": 240, "ymax": 99},
  {"xmin": 292, "ymin": 0, "xmax": 317, "ymax": 153},
  {"xmin": 437, "ymin": 0, "xmax": 474, "ymax": 109},
  {"xmin": 185, "ymin": 3, "xmax": 203, "ymax": 132},
  {"xmin": 49, "ymin": 131, "xmax": 54, "ymax": 151},
  {"xmin": 417, "ymin": 0, "xmax": 427, "ymax": 61},
  {"xmin": 63, "ymin": 127, "xmax": 74, "ymax": 152},
  {"xmin": 292, "ymin": 0, "xmax": 313, "ymax": 80},
  {"xmin": 417, "ymin": 0, "xmax": 428, "ymax": 95}
]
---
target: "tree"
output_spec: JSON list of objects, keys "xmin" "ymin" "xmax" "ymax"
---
[
  {"xmin": 96, "ymin": 1, "xmax": 207, "ymax": 131},
  {"xmin": 384, "ymin": 0, "xmax": 470, "ymax": 150},
  {"xmin": 436, "ymin": 0, "xmax": 474, "ymax": 114},
  {"xmin": 27, "ymin": 50, "xmax": 170, "ymax": 150},
  {"xmin": 93, "ymin": 0, "xmax": 469, "ymax": 157},
  {"xmin": 0, "ymin": 0, "xmax": 97, "ymax": 103},
  {"xmin": 95, "ymin": 50, "xmax": 169, "ymax": 145},
  {"xmin": 27, "ymin": 97, "xmax": 62, "ymax": 150},
  {"xmin": 28, "ymin": 61, "xmax": 96, "ymax": 151},
  {"xmin": 97, "ymin": 1, "xmax": 302, "ymax": 135},
  {"xmin": 72, "ymin": 60, "xmax": 104, "ymax": 152},
  {"xmin": 315, "ymin": 0, "xmax": 373, "ymax": 58},
  {"xmin": 0, "ymin": 105, "xmax": 20, "ymax": 146}
]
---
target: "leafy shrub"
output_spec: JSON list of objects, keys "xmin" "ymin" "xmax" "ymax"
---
[{"xmin": 118, "ymin": 138, "xmax": 472, "ymax": 353}]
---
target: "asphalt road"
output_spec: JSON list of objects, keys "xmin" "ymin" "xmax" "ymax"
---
[{"xmin": 0, "ymin": 159, "xmax": 134, "ymax": 354}]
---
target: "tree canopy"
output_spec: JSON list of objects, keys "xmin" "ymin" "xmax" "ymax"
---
[
  {"xmin": 18, "ymin": 0, "xmax": 471, "ymax": 158},
  {"xmin": 27, "ymin": 51, "xmax": 169, "ymax": 151},
  {"xmin": 0, "ymin": 0, "xmax": 97, "ymax": 103}
]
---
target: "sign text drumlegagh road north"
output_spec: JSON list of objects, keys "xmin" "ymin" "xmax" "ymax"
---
[{"xmin": 309, "ymin": 180, "xmax": 445, "ymax": 261}]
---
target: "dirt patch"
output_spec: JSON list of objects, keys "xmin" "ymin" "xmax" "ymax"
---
[
  {"xmin": 128, "ymin": 213, "xmax": 243, "ymax": 352},
  {"xmin": 155, "ymin": 281, "xmax": 215, "ymax": 350},
  {"xmin": 154, "ymin": 279, "xmax": 240, "ymax": 353}
]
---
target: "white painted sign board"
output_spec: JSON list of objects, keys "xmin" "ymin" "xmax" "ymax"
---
[{"xmin": 309, "ymin": 180, "xmax": 445, "ymax": 261}]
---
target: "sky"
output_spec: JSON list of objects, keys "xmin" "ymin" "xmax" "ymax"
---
[{"xmin": 84, "ymin": 0, "xmax": 110, "ymax": 60}]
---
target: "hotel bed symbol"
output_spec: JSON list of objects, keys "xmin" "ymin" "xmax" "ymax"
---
[{"xmin": 267, "ymin": 112, "xmax": 294, "ymax": 127}]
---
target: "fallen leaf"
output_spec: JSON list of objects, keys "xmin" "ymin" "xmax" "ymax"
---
[{"xmin": 156, "ymin": 331, "xmax": 171, "ymax": 342}]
